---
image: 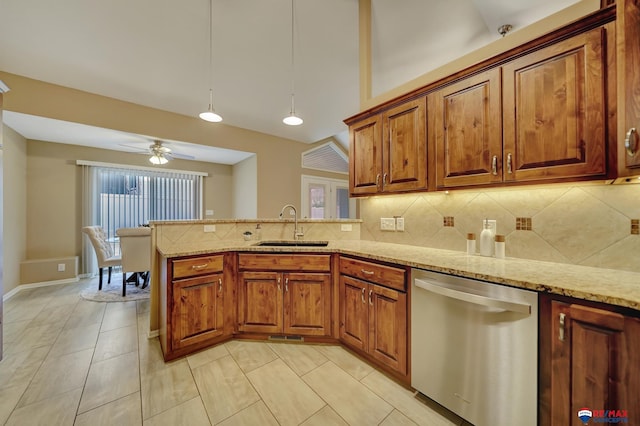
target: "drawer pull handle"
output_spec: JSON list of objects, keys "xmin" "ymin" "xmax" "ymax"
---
[
  {"xmin": 191, "ymin": 263, "xmax": 209, "ymax": 270},
  {"xmin": 361, "ymin": 269, "xmax": 375, "ymax": 275},
  {"xmin": 361, "ymin": 287, "xmax": 366, "ymax": 304},
  {"xmin": 368, "ymin": 289, "xmax": 373, "ymax": 306}
]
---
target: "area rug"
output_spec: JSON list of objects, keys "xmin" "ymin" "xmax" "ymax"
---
[{"xmin": 80, "ymin": 283, "xmax": 150, "ymax": 302}]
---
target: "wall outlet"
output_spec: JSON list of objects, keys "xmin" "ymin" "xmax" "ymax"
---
[
  {"xmin": 204, "ymin": 224, "xmax": 216, "ymax": 233},
  {"xmin": 380, "ymin": 217, "xmax": 396, "ymax": 231},
  {"xmin": 340, "ymin": 224, "xmax": 353, "ymax": 232},
  {"xmin": 57, "ymin": 263, "xmax": 66, "ymax": 272},
  {"xmin": 395, "ymin": 217, "xmax": 405, "ymax": 232},
  {"xmin": 205, "ymin": 209, "xmax": 214, "ymax": 216}
]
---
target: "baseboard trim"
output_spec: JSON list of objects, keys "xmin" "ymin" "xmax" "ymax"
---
[{"xmin": 3, "ymin": 277, "xmax": 80, "ymax": 302}]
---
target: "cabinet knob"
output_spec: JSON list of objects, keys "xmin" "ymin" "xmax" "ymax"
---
[{"xmin": 625, "ymin": 127, "xmax": 637, "ymax": 156}]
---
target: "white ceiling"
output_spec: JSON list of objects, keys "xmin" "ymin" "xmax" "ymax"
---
[{"xmin": 0, "ymin": 0, "xmax": 579, "ymax": 164}]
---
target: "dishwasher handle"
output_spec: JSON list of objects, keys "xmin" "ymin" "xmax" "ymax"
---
[{"xmin": 414, "ymin": 278, "xmax": 531, "ymax": 315}]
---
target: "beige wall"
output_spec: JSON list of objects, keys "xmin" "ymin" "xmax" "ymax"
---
[
  {"xmin": 24, "ymin": 139, "xmax": 232, "ymax": 272},
  {"xmin": 360, "ymin": 182, "xmax": 640, "ymax": 273},
  {"xmin": 2, "ymin": 125, "xmax": 27, "ymax": 295},
  {"xmin": 232, "ymin": 155, "xmax": 257, "ymax": 218},
  {"xmin": 0, "ymin": 72, "xmax": 327, "ymax": 218}
]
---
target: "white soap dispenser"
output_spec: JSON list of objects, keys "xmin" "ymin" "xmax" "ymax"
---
[{"xmin": 480, "ymin": 219, "xmax": 494, "ymax": 257}]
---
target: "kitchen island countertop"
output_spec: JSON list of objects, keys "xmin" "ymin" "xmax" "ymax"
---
[{"xmin": 156, "ymin": 239, "xmax": 640, "ymax": 311}]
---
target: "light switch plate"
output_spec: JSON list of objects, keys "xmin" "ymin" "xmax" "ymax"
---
[
  {"xmin": 204, "ymin": 224, "xmax": 216, "ymax": 233},
  {"xmin": 380, "ymin": 217, "xmax": 396, "ymax": 231},
  {"xmin": 395, "ymin": 217, "xmax": 405, "ymax": 232}
]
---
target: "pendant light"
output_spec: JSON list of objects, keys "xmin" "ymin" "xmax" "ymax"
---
[
  {"xmin": 199, "ymin": 0, "xmax": 223, "ymax": 122},
  {"xmin": 283, "ymin": 0, "xmax": 303, "ymax": 126}
]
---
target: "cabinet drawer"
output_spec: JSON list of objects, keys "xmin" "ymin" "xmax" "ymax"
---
[
  {"xmin": 172, "ymin": 255, "xmax": 224, "ymax": 279},
  {"xmin": 238, "ymin": 254, "xmax": 331, "ymax": 272},
  {"xmin": 339, "ymin": 257, "xmax": 406, "ymax": 291}
]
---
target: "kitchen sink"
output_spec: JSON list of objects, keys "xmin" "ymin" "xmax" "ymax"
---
[{"xmin": 252, "ymin": 240, "xmax": 329, "ymax": 247}]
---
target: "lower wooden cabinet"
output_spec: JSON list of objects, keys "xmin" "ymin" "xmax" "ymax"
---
[
  {"xmin": 171, "ymin": 272, "xmax": 224, "ymax": 349},
  {"xmin": 539, "ymin": 295, "xmax": 640, "ymax": 425},
  {"xmin": 237, "ymin": 254, "xmax": 332, "ymax": 337},
  {"xmin": 159, "ymin": 253, "xmax": 233, "ymax": 360},
  {"xmin": 339, "ymin": 257, "xmax": 408, "ymax": 377}
]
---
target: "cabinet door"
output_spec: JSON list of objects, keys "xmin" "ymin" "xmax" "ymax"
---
[
  {"xmin": 349, "ymin": 114, "xmax": 383, "ymax": 195},
  {"xmin": 368, "ymin": 284, "xmax": 407, "ymax": 375},
  {"xmin": 283, "ymin": 272, "xmax": 331, "ymax": 336},
  {"xmin": 382, "ymin": 98, "xmax": 427, "ymax": 192},
  {"xmin": 503, "ymin": 28, "xmax": 606, "ymax": 182},
  {"xmin": 431, "ymin": 68, "xmax": 503, "ymax": 188},
  {"xmin": 237, "ymin": 271, "xmax": 283, "ymax": 334},
  {"xmin": 548, "ymin": 301, "xmax": 627, "ymax": 426},
  {"xmin": 171, "ymin": 273, "xmax": 224, "ymax": 349},
  {"xmin": 339, "ymin": 275, "xmax": 369, "ymax": 351},
  {"xmin": 619, "ymin": 0, "xmax": 640, "ymax": 168}
]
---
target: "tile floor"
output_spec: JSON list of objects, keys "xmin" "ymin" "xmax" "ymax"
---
[{"xmin": 0, "ymin": 277, "xmax": 469, "ymax": 426}]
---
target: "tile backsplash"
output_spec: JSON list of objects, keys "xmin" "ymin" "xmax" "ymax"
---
[{"xmin": 359, "ymin": 183, "xmax": 640, "ymax": 272}]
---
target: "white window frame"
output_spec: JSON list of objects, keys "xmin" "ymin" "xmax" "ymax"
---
[{"xmin": 301, "ymin": 175, "xmax": 355, "ymax": 219}]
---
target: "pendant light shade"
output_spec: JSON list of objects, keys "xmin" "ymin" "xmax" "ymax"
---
[
  {"xmin": 199, "ymin": 89, "xmax": 223, "ymax": 122},
  {"xmin": 283, "ymin": 0, "xmax": 303, "ymax": 126},
  {"xmin": 200, "ymin": 0, "xmax": 222, "ymax": 122}
]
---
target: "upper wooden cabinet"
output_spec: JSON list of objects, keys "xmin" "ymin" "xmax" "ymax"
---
[
  {"xmin": 345, "ymin": 7, "xmax": 628, "ymax": 193},
  {"xmin": 618, "ymin": 0, "xmax": 640, "ymax": 170},
  {"xmin": 503, "ymin": 27, "xmax": 606, "ymax": 182},
  {"xmin": 349, "ymin": 98, "xmax": 427, "ymax": 195},
  {"xmin": 430, "ymin": 68, "xmax": 502, "ymax": 188}
]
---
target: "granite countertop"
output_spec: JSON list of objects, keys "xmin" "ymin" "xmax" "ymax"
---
[{"xmin": 156, "ymin": 239, "xmax": 640, "ymax": 312}]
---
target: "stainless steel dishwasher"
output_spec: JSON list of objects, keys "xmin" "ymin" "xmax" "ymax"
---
[{"xmin": 411, "ymin": 269, "xmax": 538, "ymax": 426}]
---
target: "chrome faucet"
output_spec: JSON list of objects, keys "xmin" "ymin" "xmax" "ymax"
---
[{"xmin": 279, "ymin": 204, "xmax": 304, "ymax": 240}]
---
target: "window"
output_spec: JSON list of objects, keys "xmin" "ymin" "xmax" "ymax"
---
[
  {"xmin": 80, "ymin": 161, "xmax": 205, "ymax": 273},
  {"xmin": 301, "ymin": 175, "xmax": 355, "ymax": 219}
]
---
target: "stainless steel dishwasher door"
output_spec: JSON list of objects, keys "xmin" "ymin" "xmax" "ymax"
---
[{"xmin": 411, "ymin": 269, "xmax": 538, "ymax": 426}]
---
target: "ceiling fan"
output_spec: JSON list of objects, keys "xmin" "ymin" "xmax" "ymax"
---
[{"xmin": 120, "ymin": 139, "xmax": 195, "ymax": 165}]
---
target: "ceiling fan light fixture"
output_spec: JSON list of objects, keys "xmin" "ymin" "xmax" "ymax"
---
[{"xmin": 149, "ymin": 153, "xmax": 168, "ymax": 165}]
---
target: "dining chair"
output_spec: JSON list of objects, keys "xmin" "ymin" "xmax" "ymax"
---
[
  {"xmin": 82, "ymin": 226, "xmax": 121, "ymax": 290},
  {"xmin": 116, "ymin": 227, "xmax": 152, "ymax": 296}
]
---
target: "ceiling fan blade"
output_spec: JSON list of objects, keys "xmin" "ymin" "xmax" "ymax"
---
[
  {"xmin": 166, "ymin": 151, "xmax": 196, "ymax": 160},
  {"xmin": 119, "ymin": 143, "xmax": 149, "ymax": 152}
]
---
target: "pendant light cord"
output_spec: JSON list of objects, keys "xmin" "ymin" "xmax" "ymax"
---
[
  {"xmin": 208, "ymin": 0, "xmax": 213, "ymax": 107},
  {"xmin": 290, "ymin": 0, "xmax": 295, "ymax": 112}
]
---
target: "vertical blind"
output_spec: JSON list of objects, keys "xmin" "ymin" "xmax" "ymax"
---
[{"xmin": 80, "ymin": 162, "xmax": 205, "ymax": 274}]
